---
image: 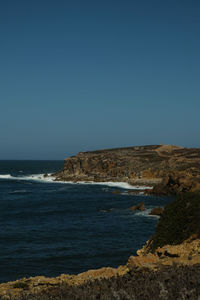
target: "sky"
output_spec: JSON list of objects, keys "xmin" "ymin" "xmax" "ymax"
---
[{"xmin": 0, "ymin": 0, "xmax": 200, "ymax": 159}]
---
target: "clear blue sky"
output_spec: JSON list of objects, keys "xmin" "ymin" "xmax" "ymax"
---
[{"xmin": 0, "ymin": 0, "xmax": 199, "ymax": 159}]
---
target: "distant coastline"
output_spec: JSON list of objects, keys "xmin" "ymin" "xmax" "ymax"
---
[{"xmin": 54, "ymin": 144, "xmax": 200, "ymax": 195}]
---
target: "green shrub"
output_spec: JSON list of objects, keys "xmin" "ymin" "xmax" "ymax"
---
[{"xmin": 151, "ymin": 192, "xmax": 200, "ymax": 251}]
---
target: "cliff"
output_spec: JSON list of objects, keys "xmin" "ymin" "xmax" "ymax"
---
[{"xmin": 54, "ymin": 145, "xmax": 200, "ymax": 193}]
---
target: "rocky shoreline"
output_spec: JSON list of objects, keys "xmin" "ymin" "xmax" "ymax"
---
[
  {"xmin": 0, "ymin": 145, "xmax": 200, "ymax": 299},
  {"xmin": 1, "ymin": 263, "xmax": 200, "ymax": 300}
]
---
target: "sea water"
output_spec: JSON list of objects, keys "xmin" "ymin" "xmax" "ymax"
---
[{"xmin": 0, "ymin": 160, "xmax": 172, "ymax": 283}]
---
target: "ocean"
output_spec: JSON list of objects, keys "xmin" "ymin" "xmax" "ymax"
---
[{"xmin": 0, "ymin": 160, "xmax": 172, "ymax": 283}]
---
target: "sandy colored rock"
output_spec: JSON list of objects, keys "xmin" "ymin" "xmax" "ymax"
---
[
  {"xmin": 136, "ymin": 237, "xmax": 200, "ymax": 268},
  {"xmin": 54, "ymin": 145, "xmax": 200, "ymax": 195},
  {"xmin": 0, "ymin": 238, "xmax": 199, "ymax": 299}
]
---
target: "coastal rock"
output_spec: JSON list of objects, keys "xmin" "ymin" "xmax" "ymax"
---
[
  {"xmin": 54, "ymin": 145, "xmax": 200, "ymax": 195},
  {"xmin": 135, "ymin": 238, "xmax": 200, "ymax": 268},
  {"xmin": 151, "ymin": 173, "xmax": 200, "ymax": 195},
  {"xmin": 154, "ymin": 237, "xmax": 200, "ymax": 261},
  {"xmin": 129, "ymin": 202, "xmax": 145, "ymax": 211},
  {"xmin": 149, "ymin": 207, "xmax": 163, "ymax": 216},
  {"xmin": 0, "ymin": 263, "xmax": 200, "ymax": 299}
]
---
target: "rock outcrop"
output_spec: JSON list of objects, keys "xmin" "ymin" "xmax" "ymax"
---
[
  {"xmin": 54, "ymin": 145, "xmax": 200, "ymax": 194},
  {"xmin": 0, "ymin": 240, "xmax": 199, "ymax": 300},
  {"xmin": 129, "ymin": 202, "xmax": 146, "ymax": 211},
  {"xmin": 0, "ymin": 263, "xmax": 199, "ymax": 299},
  {"xmin": 151, "ymin": 172, "xmax": 200, "ymax": 195}
]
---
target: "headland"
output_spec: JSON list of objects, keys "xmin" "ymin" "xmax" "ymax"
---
[{"xmin": 54, "ymin": 144, "xmax": 200, "ymax": 195}]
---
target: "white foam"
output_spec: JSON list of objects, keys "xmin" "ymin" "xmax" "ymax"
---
[
  {"xmin": 0, "ymin": 173, "xmax": 152, "ymax": 190},
  {"xmin": 0, "ymin": 173, "xmax": 54, "ymax": 183},
  {"xmin": 0, "ymin": 174, "xmax": 13, "ymax": 179},
  {"xmin": 135, "ymin": 208, "xmax": 160, "ymax": 218},
  {"xmin": 87, "ymin": 181, "xmax": 150, "ymax": 190},
  {"xmin": 56, "ymin": 180, "xmax": 152, "ymax": 190}
]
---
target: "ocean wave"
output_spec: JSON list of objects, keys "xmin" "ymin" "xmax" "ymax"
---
[
  {"xmin": 135, "ymin": 208, "xmax": 160, "ymax": 218},
  {"xmin": 120, "ymin": 191, "xmax": 145, "ymax": 195},
  {"xmin": 0, "ymin": 174, "xmax": 152, "ymax": 190},
  {"xmin": 0, "ymin": 173, "xmax": 54, "ymax": 183},
  {"xmin": 0, "ymin": 174, "xmax": 13, "ymax": 179},
  {"xmin": 89, "ymin": 181, "xmax": 150, "ymax": 190},
  {"xmin": 58, "ymin": 180, "xmax": 152, "ymax": 190}
]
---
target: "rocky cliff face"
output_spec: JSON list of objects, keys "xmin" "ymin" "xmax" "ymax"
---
[{"xmin": 54, "ymin": 145, "xmax": 200, "ymax": 191}]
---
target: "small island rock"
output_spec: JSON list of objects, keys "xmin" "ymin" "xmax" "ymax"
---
[{"xmin": 129, "ymin": 202, "xmax": 145, "ymax": 211}]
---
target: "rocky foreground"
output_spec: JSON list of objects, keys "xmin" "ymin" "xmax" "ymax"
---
[
  {"xmin": 54, "ymin": 144, "xmax": 200, "ymax": 194},
  {"xmin": 0, "ymin": 192, "xmax": 200, "ymax": 299}
]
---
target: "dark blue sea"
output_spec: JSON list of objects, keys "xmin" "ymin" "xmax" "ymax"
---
[{"xmin": 0, "ymin": 161, "xmax": 173, "ymax": 283}]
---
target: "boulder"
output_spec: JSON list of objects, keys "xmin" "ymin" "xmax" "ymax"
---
[
  {"xmin": 129, "ymin": 202, "xmax": 145, "ymax": 211},
  {"xmin": 149, "ymin": 207, "xmax": 163, "ymax": 216}
]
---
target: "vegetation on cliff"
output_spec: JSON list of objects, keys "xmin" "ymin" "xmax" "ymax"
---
[{"xmin": 150, "ymin": 192, "xmax": 200, "ymax": 251}]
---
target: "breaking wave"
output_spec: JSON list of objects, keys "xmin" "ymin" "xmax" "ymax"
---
[
  {"xmin": 135, "ymin": 208, "xmax": 160, "ymax": 218},
  {"xmin": 0, "ymin": 173, "xmax": 55, "ymax": 182},
  {"xmin": 0, "ymin": 174, "xmax": 152, "ymax": 190}
]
